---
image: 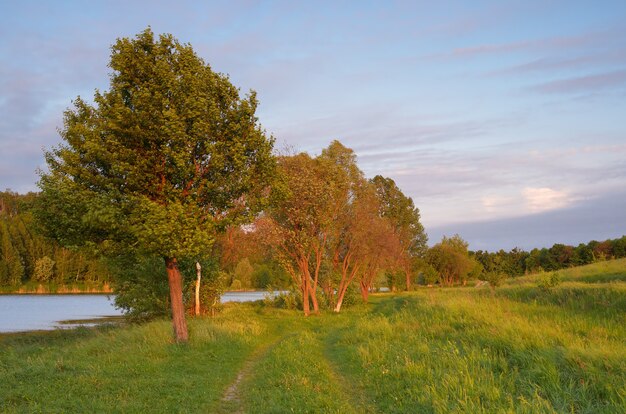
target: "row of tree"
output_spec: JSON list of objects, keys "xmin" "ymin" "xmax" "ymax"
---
[
  {"xmin": 252, "ymin": 141, "xmax": 427, "ymax": 314},
  {"xmin": 471, "ymin": 236, "xmax": 626, "ymax": 277},
  {"xmin": 0, "ymin": 191, "xmax": 111, "ymax": 287}
]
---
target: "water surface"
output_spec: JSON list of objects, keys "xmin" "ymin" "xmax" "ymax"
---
[
  {"xmin": 0, "ymin": 291, "xmax": 276, "ymax": 333},
  {"xmin": 0, "ymin": 294, "xmax": 121, "ymax": 333}
]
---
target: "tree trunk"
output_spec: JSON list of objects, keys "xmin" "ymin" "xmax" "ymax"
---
[
  {"xmin": 302, "ymin": 284, "xmax": 310, "ymax": 316},
  {"xmin": 195, "ymin": 261, "xmax": 202, "ymax": 316},
  {"xmin": 165, "ymin": 257, "xmax": 188, "ymax": 342},
  {"xmin": 360, "ymin": 281, "xmax": 369, "ymax": 302},
  {"xmin": 334, "ymin": 295, "xmax": 344, "ymax": 313},
  {"xmin": 405, "ymin": 268, "xmax": 411, "ymax": 291},
  {"xmin": 309, "ymin": 284, "xmax": 319, "ymax": 313}
]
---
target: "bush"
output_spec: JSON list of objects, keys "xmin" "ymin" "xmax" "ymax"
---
[
  {"xmin": 33, "ymin": 256, "xmax": 55, "ymax": 282},
  {"xmin": 538, "ymin": 271, "xmax": 562, "ymax": 292},
  {"xmin": 184, "ymin": 260, "xmax": 227, "ymax": 316},
  {"xmin": 264, "ymin": 288, "xmax": 301, "ymax": 310},
  {"xmin": 480, "ymin": 271, "xmax": 506, "ymax": 295},
  {"xmin": 111, "ymin": 254, "xmax": 225, "ymax": 320},
  {"xmin": 420, "ymin": 265, "xmax": 439, "ymax": 286},
  {"xmin": 110, "ymin": 254, "xmax": 170, "ymax": 321},
  {"xmin": 230, "ymin": 279, "xmax": 242, "ymax": 290}
]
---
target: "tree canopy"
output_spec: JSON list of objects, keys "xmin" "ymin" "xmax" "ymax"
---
[
  {"xmin": 262, "ymin": 141, "xmax": 426, "ymax": 314},
  {"xmin": 371, "ymin": 175, "xmax": 428, "ymax": 289},
  {"xmin": 37, "ymin": 28, "xmax": 275, "ymax": 341}
]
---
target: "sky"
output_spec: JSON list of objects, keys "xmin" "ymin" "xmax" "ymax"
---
[{"xmin": 1, "ymin": 1, "xmax": 625, "ymax": 251}]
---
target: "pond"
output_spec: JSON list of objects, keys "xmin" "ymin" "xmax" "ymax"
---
[{"xmin": 0, "ymin": 291, "xmax": 275, "ymax": 333}]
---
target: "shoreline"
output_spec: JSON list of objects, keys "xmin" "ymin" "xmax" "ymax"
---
[{"xmin": 0, "ymin": 283, "xmax": 113, "ymax": 295}]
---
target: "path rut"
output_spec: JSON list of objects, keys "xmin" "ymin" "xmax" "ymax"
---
[{"xmin": 216, "ymin": 333, "xmax": 292, "ymax": 413}]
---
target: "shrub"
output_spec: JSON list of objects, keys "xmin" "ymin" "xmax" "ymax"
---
[
  {"xmin": 420, "ymin": 265, "xmax": 439, "ymax": 286},
  {"xmin": 538, "ymin": 271, "xmax": 562, "ymax": 292},
  {"xmin": 33, "ymin": 256, "xmax": 55, "ymax": 282},
  {"xmin": 264, "ymin": 288, "xmax": 302, "ymax": 310},
  {"xmin": 480, "ymin": 271, "xmax": 506, "ymax": 296}
]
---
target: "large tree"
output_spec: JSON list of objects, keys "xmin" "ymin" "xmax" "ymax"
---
[
  {"xmin": 319, "ymin": 141, "xmax": 396, "ymax": 311},
  {"xmin": 37, "ymin": 29, "xmax": 275, "ymax": 341},
  {"xmin": 426, "ymin": 235, "xmax": 475, "ymax": 286}
]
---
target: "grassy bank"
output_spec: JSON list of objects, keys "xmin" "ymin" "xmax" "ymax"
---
[
  {"xmin": 1, "ymin": 260, "xmax": 625, "ymax": 413},
  {"xmin": 0, "ymin": 282, "xmax": 113, "ymax": 294}
]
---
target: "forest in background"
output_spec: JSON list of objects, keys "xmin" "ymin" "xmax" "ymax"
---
[
  {"xmin": 2, "ymin": 188, "xmax": 625, "ymax": 294},
  {"xmin": 0, "ymin": 191, "xmax": 110, "ymax": 289}
]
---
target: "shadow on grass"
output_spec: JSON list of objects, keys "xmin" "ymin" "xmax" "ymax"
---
[{"xmin": 0, "ymin": 322, "xmax": 124, "ymax": 348}]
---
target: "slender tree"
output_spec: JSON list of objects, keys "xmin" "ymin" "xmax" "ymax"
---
[
  {"xmin": 266, "ymin": 153, "xmax": 333, "ymax": 315},
  {"xmin": 37, "ymin": 29, "xmax": 275, "ymax": 341},
  {"xmin": 371, "ymin": 175, "xmax": 428, "ymax": 290}
]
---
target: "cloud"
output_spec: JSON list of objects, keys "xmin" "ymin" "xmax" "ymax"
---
[
  {"xmin": 422, "ymin": 27, "xmax": 623, "ymax": 62},
  {"xmin": 428, "ymin": 191, "xmax": 626, "ymax": 251},
  {"xmin": 522, "ymin": 187, "xmax": 571, "ymax": 213},
  {"xmin": 530, "ymin": 70, "xmax": 626, "ymax": 94},
  {"xmin": 490, "ymin": 50, "xmax": 626, "ymax": 76},
  {"xmin": 481, "ymin": 195, "xmax": 517, "ymax": 213}
]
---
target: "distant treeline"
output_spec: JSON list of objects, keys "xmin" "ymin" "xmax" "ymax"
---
[
  {"xmin": 471, "ymin": 237, "xmax": 626, "ymax": 277},
  {"xmin": 2, "ymin": 189, "xmax": 624, "ymax": 289},
  {"xmin": 0, "ymin": 191, "xmax": 111, "ymax": 287}
]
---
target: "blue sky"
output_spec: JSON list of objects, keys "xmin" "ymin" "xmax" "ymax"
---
[{"xmin": 1, "ymin": 1, "xmax": 625, "ymax": 250}]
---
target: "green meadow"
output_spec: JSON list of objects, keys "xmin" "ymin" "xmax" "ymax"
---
[{"xmin": 2, "ymin": 259, "xmax": 625, "ymax": 413}]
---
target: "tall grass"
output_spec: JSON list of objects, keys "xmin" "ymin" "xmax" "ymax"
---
[{"xmin": 0, "ymin": 304, "xmax": 268, "ymax": 413}]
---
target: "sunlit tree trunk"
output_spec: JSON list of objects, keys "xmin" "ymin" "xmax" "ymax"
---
[
  {"xmin": 334, "ymin": 262, "xmax": 359, "ymax": 313},
  {"xmin": 360, "ymin": 280, "xmax": 369, "ymax": 302},
  {"xmin": 195, "ymin": 261, "xmax": 201, "ymax": 316},
  {"xmin": 165, "ymin": 257, "xmax": 188, "ymax": 342},
  {"xmin": 302, "ymin": 275, "xmax": 310, "ymax": 316}
]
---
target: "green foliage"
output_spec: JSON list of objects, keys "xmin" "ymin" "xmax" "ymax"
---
[
  {"xmin": 419, "ymin": 264, "xmax": 439, "ymax": 285},
  {"xmin": 233, "ymin": 258, "xmax": 254, "ymax": 289},
  {"xmin": 426, "ymin": 234, "xmax": 476, "ymax": 286},
  {"xmin": 33, "ymin": 256, "xmax": 55, "ymax": 282},
  {"xmin": 385, "ymin": 270, "xmax": 404, "ymax": 291},
  {"xmin": 480, "ymin": 271, "xmax": 506, "ymax": 295},
  {"xmin": 183, "ymin": 259, "xmax": 227, "ymax": 316},
  {"xmin": 537, "ymin": 271, "xmax": 562, "ymax": 292},
  {"xmin": 0, "ymin": 218, "xmax": 25, "ymax": 285},
  {"xmin": 38, "ymin": 28, "xmax": 275, "ymax": 261},
  {"xmin": 109, "ymin": 255, "xmax": 170, "ymax": 320},
  {"xmin": 0, "ymin": 191, "xmax": 111, "ymax": 289},
  {"xmin": 264, "ymin": 289, "xmax": 302, "ymax": 310},
  {"xmin": 371, "ymin": 175, "xmax": 428, "ymax": 258},
  {"xmin": 252, "ymin": 262, "xmax": 290, "ymax": 289},
  {"xmin": 472, "ymin": 236, "xmax": 626, "ymax": 278},
  {"xmin": 35, "ymin": 29, "xmax": 275, "ymax": 325},
  {"xmin": 111, "ymin": 254, "xmax": 227, "ymax": 320},
  {"xmin": 467, "ymin": 259, "xmax": 484, "ymax": 281}
]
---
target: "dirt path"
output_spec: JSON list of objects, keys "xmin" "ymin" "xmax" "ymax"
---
[
  {"xmin": 216, "ymin": 334, "xmax": 292, "ymax": 413},
  {"xmin": 323, "ymin": 328, "xmax": 377, "ymax": 413}
]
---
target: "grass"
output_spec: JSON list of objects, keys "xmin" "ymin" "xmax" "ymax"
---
[
  {"xmin": 1, "ymin": 260, "xmax": 625, "ymax": 413},
  {"xmin": 0, "ymin": 281, "xmax": 113, "ymax": 294}
]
